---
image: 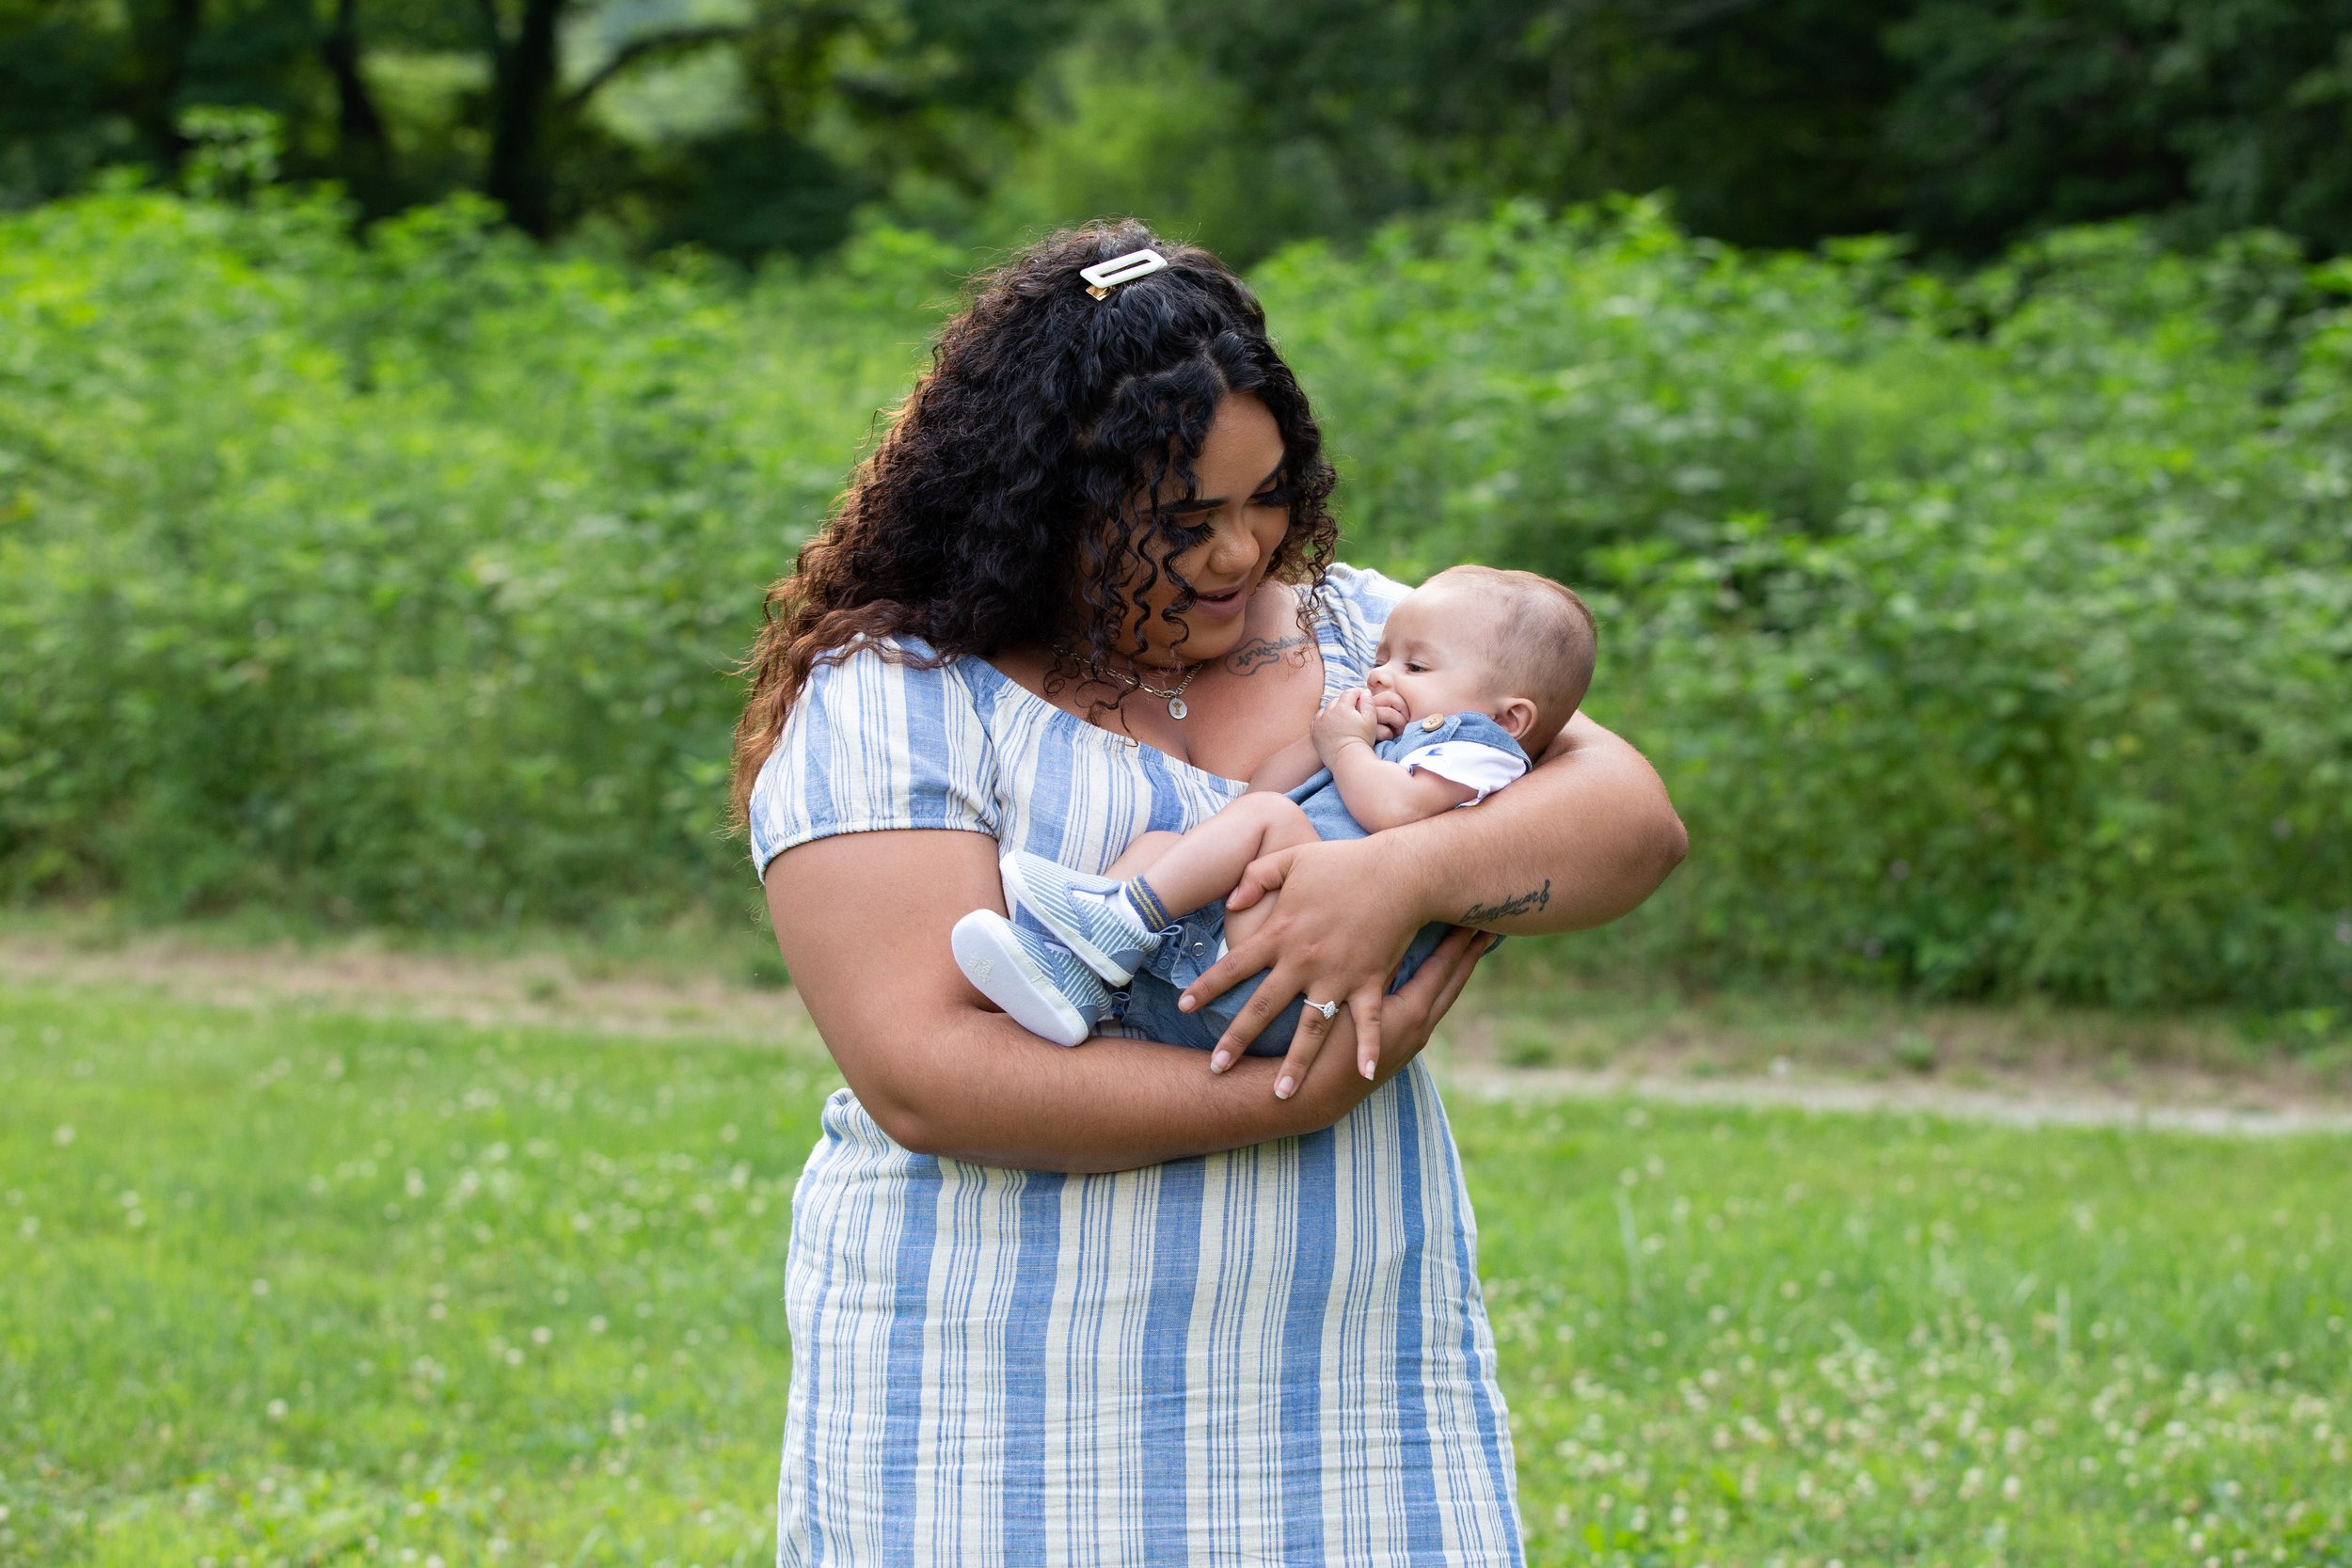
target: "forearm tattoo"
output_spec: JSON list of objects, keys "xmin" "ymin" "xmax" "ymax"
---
[
  {"xmin": 1223, "ymin": 633, "xmax": 1307, "ymax": 676},
  {"xmin": 1462, "ymin": 879, "xmax": 1551, "ymax": 924}
]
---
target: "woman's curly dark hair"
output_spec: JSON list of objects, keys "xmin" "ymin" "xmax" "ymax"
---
[{"xmin": 729, "ymin": 219, "xmax": 1340, "ymax": 825}]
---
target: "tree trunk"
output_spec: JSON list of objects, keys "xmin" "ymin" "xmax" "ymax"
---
[
  {"xmin": 484, "ymin": 0, "xmax": 568, "ymax": 235},
  {"xmin": 124, "ymin": 0, "xmax": 206, "ymax": 175},
  {"xmin": 321, "ymin": 0, "xmax": 396, "ymax": 211}
]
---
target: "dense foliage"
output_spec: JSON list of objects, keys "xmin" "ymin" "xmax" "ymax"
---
[
  {"xmin": 3, "ymin": 189, "xmax": 2348, "ymax": 1007},
  {"xmin": 1267, "ymin": 205, "xmax": 2352, "ymax": 1006},
  {"xmin": 0, "ymin": 0, "xmax": 1071, "ymax": 249},
  {"xmin": 6, "ymin": 0, "xmax": 2352, "ymax": 262}
]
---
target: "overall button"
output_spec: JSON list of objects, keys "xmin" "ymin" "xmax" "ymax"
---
[{"xmin": 1420, "ymin": 714, "xmax": 1444, "ymax": 732}]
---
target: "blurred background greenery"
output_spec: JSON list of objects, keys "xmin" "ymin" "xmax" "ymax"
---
[
  {"xmin": 9, "ymin": 0, "xmax": 2352, "ymax": 262},
  {"xmin": 2, "ymin": 0, "xmax": 2348, "ymax": 1019}
]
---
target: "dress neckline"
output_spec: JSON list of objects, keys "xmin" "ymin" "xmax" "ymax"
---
[{"xmin": 966, "ymin": 582, "xmax": 1346, "ymax": 789}]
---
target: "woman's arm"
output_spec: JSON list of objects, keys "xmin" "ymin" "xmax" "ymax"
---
[
  {"xmin": 1187, "ymin": 710, "xmax": 1687, "ymax": 1058},
  {"xmin": 1399, "ymin": 709, "xmax": 1687, "ymax": 933},
  {"xmin": 766, "ymin": 828, "xmax": 1488, "ymax": 1171}
]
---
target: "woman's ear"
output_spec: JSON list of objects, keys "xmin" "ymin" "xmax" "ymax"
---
[{"xmin": 1493, "ymin": 696, "xmax": 1538, "ymax": 740}]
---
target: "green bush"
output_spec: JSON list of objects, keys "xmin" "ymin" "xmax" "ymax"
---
[
  {"xmin": 0, "ymin": 188, "xmax": 946, "ymax": 925},
  {"xmin": 3, "ymin": 189, "xmax": 2346, "ymax": 1007},
  {"xmin": 1255, "ymin": 204, "xmax": 2352, "ymax": 1006}
]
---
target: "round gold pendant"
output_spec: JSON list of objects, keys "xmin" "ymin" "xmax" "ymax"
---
[{"xmin": 1167, "ymin": 696, "xmax": 1188, "ymax": 721}]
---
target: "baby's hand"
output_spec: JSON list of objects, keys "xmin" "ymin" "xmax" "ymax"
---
[
  {"xmin": 1369, "ymin": 689, "xmax": 1408, "ymax": 741},
  {"xmin": 1311, "ymin": 688, "xmax": 1382, "ymax": 759}
]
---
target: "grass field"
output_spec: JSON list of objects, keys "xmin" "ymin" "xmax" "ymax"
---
[{"xmin": 3, "ymin": 974, "xmax": 2347, "ymax": 1566}]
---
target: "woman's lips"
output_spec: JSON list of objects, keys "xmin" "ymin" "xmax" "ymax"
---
[{"xmin": 1187, "ymin": 584, "xmax": 1249, "ymax": 622}]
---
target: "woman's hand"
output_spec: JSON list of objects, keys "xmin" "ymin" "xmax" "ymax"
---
[
  {"xmin": 1267, "ymin": 923, "xmax": 1495, "ymax": 1104},
  {"xmin": 770, "ymin": 829, "xmax": 1364, "ymax": 1171},
  {"xmin": 1184, "ymin": 833, "xmax": 1441, "ymax": 1076}
]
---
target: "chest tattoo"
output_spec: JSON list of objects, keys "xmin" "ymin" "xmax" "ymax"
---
[{"xmin": 1223, "ymin": 633, "xmax": 1308, "ymax": 677}]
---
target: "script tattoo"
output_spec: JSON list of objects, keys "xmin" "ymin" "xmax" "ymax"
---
[
  {"xmin": 1462, "ymin": 879, "xmax": 1551, "ymax": 925},
  {"xmin": 1222, "ymin": 633, "xmax": 1307, "ymax": 676}
]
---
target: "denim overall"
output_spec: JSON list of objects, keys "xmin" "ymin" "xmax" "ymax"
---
[{"xmin": 1105, "ymin": 710, "xmax": 1526, "ymax": 1054}]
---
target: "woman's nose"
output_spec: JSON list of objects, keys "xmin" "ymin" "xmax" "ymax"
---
[{"xmin": 1205, "ymin": 515, "xmax": 1260, "ymax": 577}]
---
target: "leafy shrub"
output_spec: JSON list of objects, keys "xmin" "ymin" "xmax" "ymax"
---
[
  {"xmin": 3, "ymin": 189, "xmax": 2346, "ymax": 1007},
  {"xmin": 0, "ymin": 188, "xmax": 947, "ymax": 925},
  {"xmin": 1256, "ymin": 204, "xmax": 2352, "ymax": 1006}
]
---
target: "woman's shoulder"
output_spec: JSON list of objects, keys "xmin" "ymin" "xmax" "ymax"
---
[
  {"xmin": 773, "ymin": 633, "xmax": 996, "ymax": 741},
  {"xmin": 746, "ymin": 634, "xmax": 999, "ymax": 879},
  {"xmin": 1306, "ymin": 562, "xmax": 1412, "ymax": 672},
  {"xmin": 1313, "ymin": 562, "xmax": 1412, "ymax": 620}
]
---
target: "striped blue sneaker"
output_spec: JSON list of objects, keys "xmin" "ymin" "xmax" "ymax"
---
[
  {"xmin": 950, "ymin": 909, "xmax": 1108, "ymax": 1048},
  {"xmin": 998, "ymin": 849, "xmax": 1162, "ymax": 985}
]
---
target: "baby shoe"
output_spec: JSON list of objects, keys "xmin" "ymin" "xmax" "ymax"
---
[
  {"xmin": 998, "ymin": 849, "xmax": 1162, "ymax": 985},
  {"xmin": 950, "ymin": 909, "xmax": 1107, "ymax": 1047}
]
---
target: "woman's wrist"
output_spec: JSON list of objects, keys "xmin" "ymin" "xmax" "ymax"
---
[{"xmin": 1358, "ymin": 823, "xmax": 1454, "ymax": 927}]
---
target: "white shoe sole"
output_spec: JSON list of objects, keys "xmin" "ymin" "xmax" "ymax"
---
[
  {"xmin": 951, "ymin": 911, "xmax": 1090, "ymax": 1047},
  {"xmin": 999, "ymin": 851, "xmax": 1138, "ymax": 984}
]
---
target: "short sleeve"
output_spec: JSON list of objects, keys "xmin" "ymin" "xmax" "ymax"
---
[
  {"xmin": 1403, "ymin": 740, "xmax": 1530, "ymax": 806},
  {"xmin": 746, "ymin": 639, "xmax": 997, "ymax": 880},
  {"xmin": 1312, "ymin": 562, "xmax": 1413, "ymax": 688}
]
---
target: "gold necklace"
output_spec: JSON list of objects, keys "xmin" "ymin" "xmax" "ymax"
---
[{"xmin": 1056, "ymin": 645, "xmax": 1204, "ymax": 720}]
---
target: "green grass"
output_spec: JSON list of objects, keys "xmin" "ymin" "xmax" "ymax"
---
[{"xmin": 2, "ymin": 978, "xmax": 2346, "ymax": 1566}]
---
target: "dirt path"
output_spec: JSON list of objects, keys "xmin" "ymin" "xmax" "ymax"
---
[
  {"xmin": 1436, "ymin": 1063, "xmax": 2352, "ymax": 1136},
  {"xmin": 7, "ymin": 927, "xmax": 2348, "ymax": 1138},
  {"xmin": 0, "ymin": 927, "xmax": 815, "ymax": 1045}
]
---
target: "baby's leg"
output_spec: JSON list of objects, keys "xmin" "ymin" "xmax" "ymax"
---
[
  {"xmin": 1103, "ymin": 832, "xmax": 1184, "ymax": 881},
  {"xmin": 1120, "ymin": 793, "xmax": 1318, "ymax": 939}
]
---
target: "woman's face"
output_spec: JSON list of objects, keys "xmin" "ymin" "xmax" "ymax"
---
[{"xmin": 1118, "ymin": 392, "xmax": 1293, "ymax": 667}]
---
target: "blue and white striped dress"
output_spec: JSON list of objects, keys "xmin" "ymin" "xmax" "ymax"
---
[{"xmin": 748, "ymin": 565, "xmax": 1524, "ymax": 1565}]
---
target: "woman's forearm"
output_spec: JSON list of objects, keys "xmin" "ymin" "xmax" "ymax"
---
[
  {"xmin": 768, "ymin": 831, "xmax": 1361, "ymax": 1172},
  {"xmin": 1382, "ymin": 711, "xmax": 1687, "ymax": 935},
  {"xmin": 850, "ymin": 1009, "xmax": 1350, "ymax": 1172}
]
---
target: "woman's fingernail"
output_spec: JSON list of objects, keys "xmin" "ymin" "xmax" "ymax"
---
[
  {"xmin": 1360, "ymin": 1057, "xmax": 1376, "ymax": 1080},
  {"xmin": 1177, "ymin": 993, "xmax": 1195, "ymax": 1012},
  {"xmin": 1209, "ymin": 1050, "xmax": 1232, "ymax": 1073},
  {"xmin": 1275, "ymin": 1075, "xmax": 1295, "ymax": 1100}
]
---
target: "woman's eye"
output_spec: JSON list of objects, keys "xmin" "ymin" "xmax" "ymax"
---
[{"xmin": 1250, "ymin": 488, "xmax": 1289, "ymax": 509}]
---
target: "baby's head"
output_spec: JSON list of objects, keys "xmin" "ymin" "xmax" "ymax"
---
[{"xmin": 1367, "ymin": 564, "xmax": 1596, "ymax": 753}]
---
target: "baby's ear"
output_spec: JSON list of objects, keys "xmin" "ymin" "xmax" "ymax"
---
[{"xmin": 1494, "ymin": 697, "xmax": 1538, "ymax": 740}]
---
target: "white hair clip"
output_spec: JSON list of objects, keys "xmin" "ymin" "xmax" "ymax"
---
[{"xmin": 1081, "ymin": 248, "xmax": 1168, "ymax": 299}]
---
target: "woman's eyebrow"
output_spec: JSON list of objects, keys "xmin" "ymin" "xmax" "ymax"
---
[{"xmin": 1164, "ymin": 459, "xmax": 1287, "ymax": 513}]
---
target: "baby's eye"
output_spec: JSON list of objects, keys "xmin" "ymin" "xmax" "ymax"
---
[{"xmin": 1406, "ymin": 661, "xmax": 1428, "ymax": 673}]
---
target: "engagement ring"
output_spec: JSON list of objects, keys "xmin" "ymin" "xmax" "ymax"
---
[{"xmin": 1306, "ymin": 998, "xmax": 1341, "ymax": 1021}]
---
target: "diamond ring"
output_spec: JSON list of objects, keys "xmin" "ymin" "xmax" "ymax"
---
[{"xmin": 1305, "ymin": 997, "xmax": 1341, "ymax": 1022}]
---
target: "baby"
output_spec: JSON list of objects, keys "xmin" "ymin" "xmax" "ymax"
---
[{"xmin": 951, "ymin": 564, "xmax": 1597, "ymax": 1085}]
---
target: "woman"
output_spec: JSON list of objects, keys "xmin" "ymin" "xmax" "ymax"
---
[{"xmin": 735, "ymin": 222, "xmax": 1686, "ymax": 1564}]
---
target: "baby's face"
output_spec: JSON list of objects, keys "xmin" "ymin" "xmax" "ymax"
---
[{"xmin": 1365, "ymin": 580, "xmax": 1517, "ymax": 726}]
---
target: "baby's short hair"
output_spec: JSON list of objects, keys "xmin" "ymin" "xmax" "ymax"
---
[{"xmin": 1426, "ymin": 563, "xmax": 1597, "ymax": 752}]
